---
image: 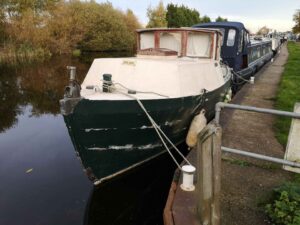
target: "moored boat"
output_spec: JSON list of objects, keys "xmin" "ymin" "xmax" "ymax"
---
[
  {"xmin": 60, "ymin": 28, "xmax": 231, "ymax": 184},
  {"xmin": 193, "ymin": 22, "xmax": 273, "ymax": 92}
]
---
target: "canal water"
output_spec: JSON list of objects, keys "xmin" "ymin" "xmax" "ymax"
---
[{"xmin": 0, "ymin": 54, "xmax": 180, "ymax": 225}]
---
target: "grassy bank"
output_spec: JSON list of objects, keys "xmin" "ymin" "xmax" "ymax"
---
[
  {"xmin": 275, "ymin": 42, "xmax": 300, "ymax": 146},
  {"xmin": 265, "ymin": 42, "xmax": 300, "ymax": 225}
]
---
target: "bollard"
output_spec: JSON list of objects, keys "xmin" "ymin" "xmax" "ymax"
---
[{"xmin": 180, "ymin": 165, "xmax": 196, "ymax": 191}]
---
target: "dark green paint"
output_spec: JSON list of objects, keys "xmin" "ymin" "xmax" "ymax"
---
[{"xmin": 63, "ymin": 80, "xmax": 231, "ymax": 182}]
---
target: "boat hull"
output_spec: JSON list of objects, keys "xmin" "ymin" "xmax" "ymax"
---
[{"xmin": 63, "ymin": 81, "xmax": 231, "ymax": 184}]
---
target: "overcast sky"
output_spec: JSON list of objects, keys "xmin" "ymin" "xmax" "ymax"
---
[{"xmin": 96, "ymin": 0, "xmax": 300, "ymax": 32}]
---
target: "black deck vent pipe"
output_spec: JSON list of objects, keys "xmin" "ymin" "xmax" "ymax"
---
[{"xmin": 103, "ymin": 74, "xmax": 112, "ymax": 93}]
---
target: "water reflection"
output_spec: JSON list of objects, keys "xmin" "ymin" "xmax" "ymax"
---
[
  {"xmin": 0, "ymin": 65, "xmax": 21, "ymax": 132},
  {"xmin": 0, "ymin": 57, "xmax": 87, "ymax": 132},
  {"xmin": 0, "ymin": 52, "xmax": 177, "ymax": 225},
  {"xmin": 0, "ymin": 56, "xmax": 93, "ymax": 225}
]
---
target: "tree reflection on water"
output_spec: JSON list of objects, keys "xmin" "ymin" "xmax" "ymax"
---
[{"xmin": 0, "ymin": 56, "xmax": 88, "ymax": 132}]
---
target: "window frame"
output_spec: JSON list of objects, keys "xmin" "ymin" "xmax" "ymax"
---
[
  {"xmin": 227, "ymin": 29, "xmax": 236, "ymax": 47},
  {"xmin": 137, "ymin": 29, "xmax": 216, "ymax": 59}
]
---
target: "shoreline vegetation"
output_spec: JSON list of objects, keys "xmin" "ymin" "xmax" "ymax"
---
[
  {"xmin": 275, "ymin": 42, "xmax": 300, "ymax": 146},
  {"xmin": 0, "ymin": 0, "xmax": 230, "ymax": 66},
  {"xmin": 0, "ymin": 1, "xmax": 141, "ymax": 65},
  {"xmin": 264, "ymin": 42, "xmax": 300, "ymax": 225}
]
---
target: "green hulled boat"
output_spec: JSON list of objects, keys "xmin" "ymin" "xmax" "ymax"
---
[{"xmin": 60, "ymin": 28, "xmax": 231, "ymax": 185}]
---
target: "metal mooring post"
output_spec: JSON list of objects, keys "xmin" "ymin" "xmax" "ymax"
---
[{"xmin": 197, "ymin": 122, "xmax": 222, "ymax": 225}]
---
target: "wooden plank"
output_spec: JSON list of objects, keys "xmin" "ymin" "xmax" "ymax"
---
[
  {"xmin": 170, "ymin": 148, "xmax": 200, "ymax": 225},
  {"xmin": 163, "ymin": 182, "xmax": 177, "ymax": 225},
  {"xmin": 198, "ymin": 134, "xmax": 213, "ymax": 225},
  {"xmin": 211, "ymin": 126, "xmax": 222, "ymax": 225}
]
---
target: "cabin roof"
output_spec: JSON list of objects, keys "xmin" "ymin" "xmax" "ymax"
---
[
  {"xmin": 193, "ymin": 22, "xmax": 246, "ymax": 31},
  {"xmin": 136, "ymin": 27, "xmax": 221, "ymax": 34},
  {"xmin": 250, "ymin": 38, "xmax": 272, "ymax": 46}
]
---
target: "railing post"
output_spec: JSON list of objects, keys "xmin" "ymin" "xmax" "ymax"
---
[{"xmin": 197, "ymin": 122, "xmax": 222, "ymax": 225}]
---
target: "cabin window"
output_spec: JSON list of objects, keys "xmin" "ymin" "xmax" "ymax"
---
[
  {"xmin": 159, "ymin": 32, "xmax": 182, "ymax": 55},
  {"xmin": 238, "ymin": 29, "xmax": 244, "ymax": 53},
  {"xmin": 264, "ymin": 45, "xmax": 268, "ymax": 55},
  {"xmin": 244, "ymin": 31, "xmax": 249, "ymax": 49},
  {"xmin": 187, "ymin": 32, "xmax": 211, "ymax": 57},
  {"xmin": 140, "ymin": 32, "xmax": 155, "ymax": 49},
  {"xmin": 257, "ymin": 46, "xmax": 261, "ymax": 58},
  {"xmin": 227, "ymin": 29, "xmax": 236, "ymax": 47},
  {"xmin": 248, "ymin": 48, "xmax": 252, "ymax": 63},
  {"xmin": 251, "ymin": 47, "xmax": 257, "ymax": 62}
]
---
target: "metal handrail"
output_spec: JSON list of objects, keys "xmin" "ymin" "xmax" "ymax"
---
[
  {"xmin": 215, "ymin": 102, "xmax": 300, "ymax": 168},
  {"xmin": 215, "ymin": 102, "xmax": 300, "ymax": 124},
  {"xmin": 222, "ymin": 146, "xmax": 300, "ymax": 168}
]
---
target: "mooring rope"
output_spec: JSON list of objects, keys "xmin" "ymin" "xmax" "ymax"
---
[
  {"xmin": 220, "ymin": 61, "xmax": 253, "ymax": 85},
  {"xmin": 101, "ymin": 82, "xmax": 193, "ymax": 170},
  {"xmin": 231, "ymin": 70, "xmax": 254, "ymax": 85}
]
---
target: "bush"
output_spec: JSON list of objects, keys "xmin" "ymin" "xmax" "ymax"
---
[{"xmin": 265, "ymin": 182, "xmax": 300, "ymax": 225}]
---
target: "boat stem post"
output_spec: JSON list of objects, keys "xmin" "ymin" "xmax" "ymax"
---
[
  {"xmin": 197, "ymin": 122, "xmax": 222, "ymax": 225},
  {"xmin": 67, "ymin": 66, "xmax": 76, "ymax": 81}
]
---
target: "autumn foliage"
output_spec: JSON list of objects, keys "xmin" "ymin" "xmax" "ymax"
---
[{"xmin": 0, "ymin": 0, "xmax": 141, "ymax": 56}]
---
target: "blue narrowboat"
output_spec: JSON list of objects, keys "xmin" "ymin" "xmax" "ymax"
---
[{"xmin": 193, "ymin": 22, "xmax": 273, "ymax": 92}]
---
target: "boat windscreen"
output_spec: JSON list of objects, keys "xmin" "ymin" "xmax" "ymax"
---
[
  {"xmin": 159, "ymin": 32, "xmax": 181, "ymax": 55},
  {"xmin": 140, "ymin": 32, "xmax": 155, "ymax": 49},
  {"xmin": 187, "ymin": 32, "xmax": 212, "ymax": 57}
]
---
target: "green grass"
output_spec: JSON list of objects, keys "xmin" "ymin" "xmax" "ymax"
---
[
  {"xmin": 222, "ymin": 157, "xmax": 280, "ymax": 170},
  {"xmin": 264, "ymin": 42, "xmax": 300, "ymax": 225},
  {"xmin": 275, "ymin": 42, "xmax": 300, "ymax": 146},
  {"xmin": 222, "ymin": 157, "xmax": 252, "ymax": 167}
]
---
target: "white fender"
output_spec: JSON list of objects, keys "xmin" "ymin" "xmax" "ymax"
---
[{"xmin": 186, "ymin": 109, "xmax": 207, "ymax": 148}]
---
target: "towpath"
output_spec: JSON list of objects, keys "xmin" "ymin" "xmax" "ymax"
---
[{"xmin": 220, "ymin": 44, "xmax": 293, "ymax": 225}]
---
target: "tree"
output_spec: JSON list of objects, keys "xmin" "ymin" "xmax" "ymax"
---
[
  {"xmin": 166, "ymin": 3, "xmax": 201, "ymax": 27},
  {"xmin": 78, "ymin": 3, "xmax": 138, "ymax": 52},
  {"xmin": 201, "ymin": 15, "xmax": 211, "ymax": 23},
  {"xmin": 293, "ymin": 9, "xmax": 300, "ymax": 33},
  {"xmin": 1, "ymin": 0, "xmax": 60, "ymax": 19},
  {"xmin": 124, "ymin": 9, "xmax": 142, "ymax": 34},
  {"xmin": 257, "ymin": 26, "xmax": 270, "ymax": 35},
  {"xmin": 2, "ymin": 0, "xmax": 61, "ymax": 50},
  {"xmin": 215, "ymin": 16, "xmax": 228, "ymax": 22},
  {"xmin": 146, "ymin": 1, "xmax": 167, "ymax": 28},
  {"xmin": 0, "ymin": 7, "xmax": 6, "ymax": 44},
  {"xmin": 0, "ymin": 0, "xmax": 141, "ymax": 56},
  {"xmin": 123, "ymin": 9, "xmax": 142, "ymax": 50}
]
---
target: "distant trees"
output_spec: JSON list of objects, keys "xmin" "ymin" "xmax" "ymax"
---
[
  {"xmin": 147, "ymin": 2, "xmax": 231, "ymax": 28},
  {"xmin": 201, "ymin": 15, "xmax": 211, "ymax": 23},
  {"xmin": 0, "ymin": 0, "xmax": 141, "ymax": 57},
  {"xmin": 146, "ymin": 1, "xmax": 167, "ymax": 28},
  {"xmin": 293, "ymin": 9, "xmax": 300, "ymax": 33},
  {"xmin": 166, "ymin": 3, "xmax": 201, "ymax": 27},
  {"xmin": 215, "ymin": 16, "xmax": 228, "ymax": 22},
  {"xmin": 257, "ymin": 26, "xmax": 270, "ymax": 35}
]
